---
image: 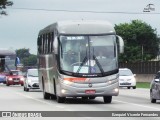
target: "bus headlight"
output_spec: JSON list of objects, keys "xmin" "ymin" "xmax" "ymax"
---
[
  {"xmin": 61, "ymin": 89, "xmax": 67, "ymax": 94},
  {"xmin": 114, "ymin": 88, "xmax": 119, "ymax": 92}
]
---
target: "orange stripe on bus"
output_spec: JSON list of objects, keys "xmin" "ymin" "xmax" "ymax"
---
[{"xmin": 64, "ymin": 78, "xmax": 87, "ymax": 81}]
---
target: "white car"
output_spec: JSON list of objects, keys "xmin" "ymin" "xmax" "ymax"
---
[
  {"xmin": 119, "ymin": 68, "xmax": 136, "ymax": 89},
  {"xmin": 24, "ymin": 69, "xmax": 39, "ymax": 91}
]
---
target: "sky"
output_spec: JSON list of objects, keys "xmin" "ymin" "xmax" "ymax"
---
[{"xmin": 0, "ymin": 0, "xmax": 160, "ymax": 54}]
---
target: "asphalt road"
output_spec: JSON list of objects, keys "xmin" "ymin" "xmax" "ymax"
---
[{"xmin": 0, "ymin": 83, "xmax": 160, "ymax": 120}]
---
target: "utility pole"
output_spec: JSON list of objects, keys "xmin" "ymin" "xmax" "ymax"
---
[{"xmin": 142, "ymin": 45, "xmax": 143, "ymax": 61}]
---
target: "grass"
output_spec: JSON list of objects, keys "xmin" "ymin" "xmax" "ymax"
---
[{"xmin": 136, "ymin": 82, "xmax": 150, "ymax": 89}]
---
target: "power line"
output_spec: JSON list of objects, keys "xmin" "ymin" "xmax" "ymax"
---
[{"xmin": 10, "ymin": 7, "xmax": 160, "ymax": 14}]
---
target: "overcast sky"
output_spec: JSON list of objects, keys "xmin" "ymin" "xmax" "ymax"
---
[{"xmin": 0, "ymin": 0, "xmax": 160, "ymax": 54}]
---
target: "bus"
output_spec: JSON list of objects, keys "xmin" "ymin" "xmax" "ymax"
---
[
  {"xmin": 37, "ymin": 20, "xmax": 124, "ymax": 103},
  {"xmin": 0, "ymin": 49, "xmax": 17, "ymax": 84}
]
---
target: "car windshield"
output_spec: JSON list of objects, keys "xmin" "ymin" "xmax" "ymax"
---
[
  {"xmin": 119, "ymin": 69, "xmax": 133, "ymax": 76},
  {"xmin": 155, "ymin": 72, "xmax": 160, "ymax": 79},
  {"xmin": 59, "ymin": 35, "xmax": 118, "ymax": 76},
  {"xmin": 28, "ymin": 69, "xmax": 38, "ymax": 77},
  {"xmin": 11, "ymin": 71, "xmax": 23, "ymax": 76}
]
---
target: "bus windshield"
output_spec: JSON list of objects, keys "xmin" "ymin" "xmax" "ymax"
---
[
  {"xmin": 5, "ymin": 55, "xmax": 16, "ymax": 70},
  {"xmin": 0, "ymin": 55, "xmax": 16, "ymax": 72},
  {"xmin": 59, "ymin": 35, "xmax": 117, "ymax": 76}
]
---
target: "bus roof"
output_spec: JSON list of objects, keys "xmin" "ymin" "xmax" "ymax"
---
[
  {"xmin": 39, "ymin": 20, "xmax": 115, "ymax": 35},
  {"xmin": 0, "ymin": 49, "xmax": 16, "ymax": 56}
]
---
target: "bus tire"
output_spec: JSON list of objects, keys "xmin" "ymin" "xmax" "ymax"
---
[
  {"xmin": 103, "ymin": 96, "xmax": 112, "ymax": 103},
  {"xmin": 57, "ymin": 96, "xmax": 65, "ymax": 103},
  {"xmin": 51, "ymin": 79, "xmax": 57, "ymax": 100}
]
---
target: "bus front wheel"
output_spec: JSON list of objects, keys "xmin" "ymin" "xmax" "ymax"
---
[
  {"xmin": 103, "ymin": 96, "xmax": 112, "ymax": 103},
  {"xmin": 57, "ymin": 96, "xmax": 65, "ymax": 103}
]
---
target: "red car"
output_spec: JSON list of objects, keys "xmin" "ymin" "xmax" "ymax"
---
[{"xmin": 6, "ymin": 70, "xmax": 24, "ymax": 86}]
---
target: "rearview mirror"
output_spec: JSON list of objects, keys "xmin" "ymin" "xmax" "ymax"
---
[{"xmin": 116, "ymin": 36, "xmax": 124, "ymax": 53}]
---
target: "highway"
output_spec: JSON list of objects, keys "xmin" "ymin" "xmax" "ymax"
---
[{"xmin": 0, "ymin": 83, "xmax": 160, "ymax": 120}]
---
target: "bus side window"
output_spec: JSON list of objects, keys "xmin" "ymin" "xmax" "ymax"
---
[
  {"xmin": 42, "ymin": 35, "xmax": 45, "ymax": 54},
  {"xmin": 48, "ymin": 33, "xmax": 51, "ymax": 53},
  {"xmin": 51, "ymin": 32, "xmax": 54, "ymax": 52},
  {"xmin": 37, "ymin": 36, "xmax": 42, "ymax": 54}
]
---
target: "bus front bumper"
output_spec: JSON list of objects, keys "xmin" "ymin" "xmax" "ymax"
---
[{"xmin": 57, "ymin": 81, "xmax": 119, "ymax": 97}]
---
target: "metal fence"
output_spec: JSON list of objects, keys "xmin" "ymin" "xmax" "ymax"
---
[{"xmin": 119, "ymin": 61, "xmax": 160, "ymax": 74}]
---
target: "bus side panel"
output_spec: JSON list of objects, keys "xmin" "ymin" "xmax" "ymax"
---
[
  {"xmin": 47, "ymin": 53, "xmax": 57, "ymax": 95},
  {"xmin": 38, "ymin": 55, "xmax": 49, "ymax": 92}
]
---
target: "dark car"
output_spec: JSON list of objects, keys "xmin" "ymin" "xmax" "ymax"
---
[
  {"xmin": 150, "ymin": 71, "xmax": 160, "ymax": 103},
  {"xmin": 6, "ymin": 70, "xmax": 24, "ymax": 86}
]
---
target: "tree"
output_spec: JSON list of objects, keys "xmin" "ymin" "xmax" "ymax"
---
[
  {"xmin": 16, "ymin": 48, "xmax": 30, "ymax": 60},
  {"xmin": 16, "ymin": 48, "xmax": 37, "ymax": 66},
  {"xmin": 0, "ymin": 0, "xmax": 13, "ymax": 15},
  {"xmin": 23, "ymin": 55, "xmax": 37, "ymax": 66},
  {"xmin": 115, "ymin": 20, "xmax": 159, "ymax": 62}
]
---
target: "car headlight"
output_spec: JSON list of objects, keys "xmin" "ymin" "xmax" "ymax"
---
[
  {"xmin": 8, "ymin": 78, "xmax": 13, "ymax": 81},
  {"xmin": 28, "ymin": 79, "xmax": 32, "ymax": 83},
  {"xmin": 20, "ymin": 78, "xmax": 24, "ymax": 81},
  {"xmin": 131, "ymin": 77, "xmax": 136, "ymax": 81}
]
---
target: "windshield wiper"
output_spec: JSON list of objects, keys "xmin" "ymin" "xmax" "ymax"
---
[
  {"xmin": 76, "ymin": 56, "xmax": 88, "ymax": 73},
  {"xmin": 93, "ymin": 55, "xmax": 105, "ymax": 76}
]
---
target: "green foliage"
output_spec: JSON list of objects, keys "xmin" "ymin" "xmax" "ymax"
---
[
  {"xmin": 136, "ymin": 82, "xmax": 150, "ymax": 89},
  {"xmin": 115, "ymin": 20, "xmax": 159, "ymax": 62},
  {"xmin": 22, "ymin": 55, "xmax": 37, "ymax": 66},
  {"xmin": 0, "ymin": 0, "xmax": 13, "ymax": 15},
  {"xmin": 16, "ymin": 48, "xmax": 30, "ymax": 60},
  {"xmin": 16, "ymin": 48, "xmax": 37, "ymax": 66}
]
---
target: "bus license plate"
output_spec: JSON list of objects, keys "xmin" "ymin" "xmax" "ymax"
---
[{"xmin": 85, "ymin": 90, "xmax": 96, "ymax": 94}]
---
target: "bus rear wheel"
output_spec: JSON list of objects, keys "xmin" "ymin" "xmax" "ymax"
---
[{"xmin": 103, "ymin": 96, "xmax": 112, "ymax": 103}]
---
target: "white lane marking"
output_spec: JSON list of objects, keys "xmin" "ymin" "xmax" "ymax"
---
[
  {"xmin": 55, "ymin": 106, "xmax": 65, "ymax": 109},
  {"xmin": 15, "ymin": 92, "xmax": 65, "ymax": 109},
  {"xmin": 65, "ymin": 109, "xmax": 75, "ymax": 111},
  {"xmin": 114, "ymin": 100, "xmax": 160, "ymax": 111}
]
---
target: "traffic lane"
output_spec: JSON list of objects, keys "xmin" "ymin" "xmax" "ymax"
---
[
  {"xmin": 0, "ymin": 84, "xmax": 65, "ymax": 111},
  {"xmin": 1, "ymin": 84, "xmax": 160, "ymax": 112},
  {"xmin": 1, "ymin": 85, "xmax": 160, "ymax": 120}
]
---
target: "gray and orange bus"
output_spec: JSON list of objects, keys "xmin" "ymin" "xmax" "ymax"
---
[{"xmin": 37, "ymin": 20, "xmax": 124, "ymax": 103}]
